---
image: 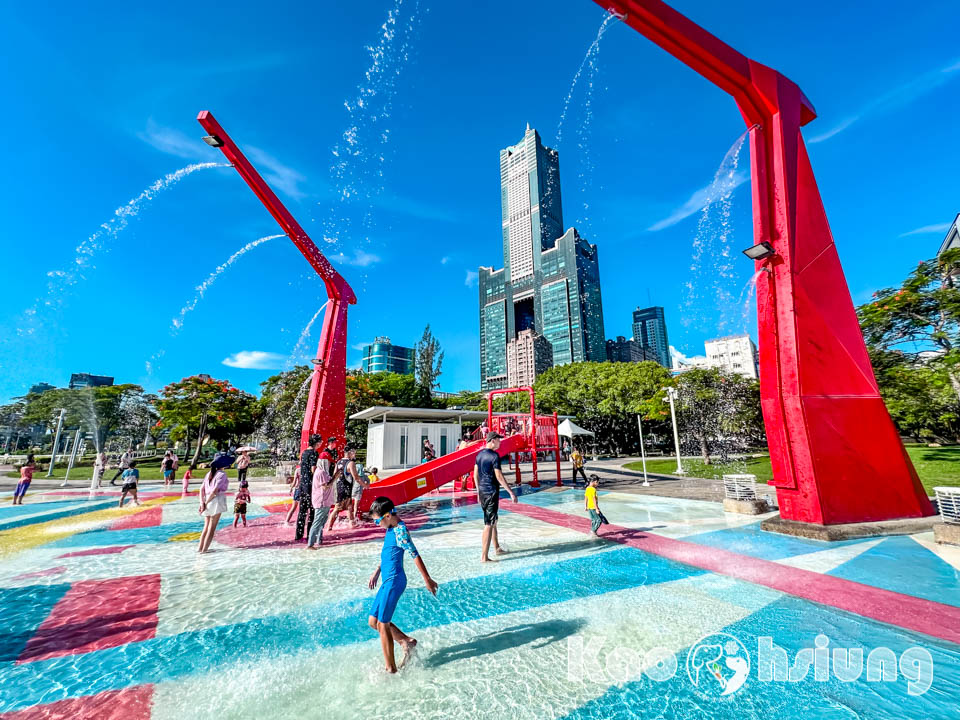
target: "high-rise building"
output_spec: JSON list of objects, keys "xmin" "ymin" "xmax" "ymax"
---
[
  {"xmin": 704, "ymin": 335, "xmax": 759, "ymax": 379},
  {"xmin": 605, "ymin": 336, "xmax": 653, "ymax": 363},
  {"xmin": 506, "ymin": 329, "xmax": 554, "ymax": 387},
  {"xmin": 68, "ymin": 373, "xmax": 114, "ymax": 390},
  {"xmin": 362, "ymin": 337, "xmax": 415, "ymax": 375},
  {"xmin": 632, "ymin": 306, "xmax": 671, "ymax": 368},
  {"xmin": 479, "ymin": 126, "xmax": 606, "ymax": 390}
]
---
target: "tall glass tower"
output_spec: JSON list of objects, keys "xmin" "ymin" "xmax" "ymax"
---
[
  {"xmin": 632, "ymin": 306, "xmax": 671, "ymax": 368},
  {"xmin": 479, "ymin": 126, "xmax": 605, "ymax": 390}
]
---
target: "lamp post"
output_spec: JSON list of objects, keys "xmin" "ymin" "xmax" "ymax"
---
[
  {"xmin": 46, "ymin": 409, "xmax": 65, "ymax": 478},
  {"xmin": 62, "ymin": 427, "xmax": 82, "ymax": 487},
  {"xmin": 664, "ymin": 387, "xmax": 684, "ymax": 476},
  {"xmin": 636, "ymin": 415, "xmax": 650, "ymax": 487}
]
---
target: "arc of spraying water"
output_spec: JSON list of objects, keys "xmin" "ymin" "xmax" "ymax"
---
[{"xmin": 20, "ymin": 162, "xmax": 228, "ymax": 335}]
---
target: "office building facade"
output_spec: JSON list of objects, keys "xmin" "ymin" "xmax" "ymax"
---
[
  {"xmin": 479, "ymin": 126, "xmax": 606, "ymax": 390},
  {"xmin": 506, "ymin": 329, "xmax": 554, "ymax": 387},
  {"xmin": 362, "ymin": 337, "xmax": 415, "ymax": 375},
  {"xmin": 605, "ymin": 336, "xmax": 654, "ymax": 363},
  {"xmin": 68, "ymin": 374, "xmax": 114, "ymax": 390},
  {"xmin": 632, "ymin": 306, "xmax": 671, "ymax": 368}
]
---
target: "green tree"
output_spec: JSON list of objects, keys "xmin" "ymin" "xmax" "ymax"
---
[
  {"xmin": 674, "ymin": 368, "xmax": 763, "ymax": 464},
  {"xmin": 258, "ymin": 365, "xmax": 313, "ymax": 457},
  {"xmin": 869, "ymin": 349, "xmax": 960, "ymax": 442},
  {"xmin": 156, "ymin": 376, "xmax": 257, "ymax": 466},
  {"xmin": 0, "ymin": 399, "xmax": 28, "ymax": 452},
  {"xmin": 534, "ymin": 361, "xmax": 674, "ymax": 455},
  {"xmin": 18, "ymin": 385, "xmax": 145, "ymax": 453},
  {"xmin": 858, "ymin": 248, "xmax": 960, "ymax": 405},
  {"xmin": 414, "ymin": 324, "xmax": 444, "ymax": 392}
]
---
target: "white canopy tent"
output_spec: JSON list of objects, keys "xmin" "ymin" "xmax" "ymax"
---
[{"xmin": 558, "ymin": 419, "xmax": 594, "ymax": 438}]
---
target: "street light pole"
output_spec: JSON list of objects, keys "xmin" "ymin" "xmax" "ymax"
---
[
  {"xmin": 46, "ymin": 409, "xmax": 65, "ymax": 478},
  {"xmin": 664, "ymin": 387, "xmax": 685, "ymax": 476},
  {"xmin": 62, "ymin": 426, "xmax": 82, "ymax": 487},
  {"xmin": 636, "ymin": 415, "xmax": 650, "ymax": 487}
]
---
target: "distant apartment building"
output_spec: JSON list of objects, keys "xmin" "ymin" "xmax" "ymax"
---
[
  {"xmin": 506, "ymin": 329, "xmax": 554, "ymax": 387},
  {"xmin": 605, "ymin": 336, "xmax": 651, "ymax": 363},
  {"xmin": 938, "ymin": 213, "xmax": 960, "ymax": 256},
  {"xmin": 362, "ymin": 337, "xmax": 415, "ymax": 375},
  {"xmin": 28, "ymin": 382, "xmax": 56, "ymax": 395},
  {"xmin": 68, "ymin": 373, "xmax": 114, "ymax": 390},
  {"xmin": 479, "ymin": 125, "xmax": 606, "ymax": 391},
  {"xmin": 705, "ymin": 335, "xmax": 759, "ymax": 379},
  {"xmin": 632, "ymin": 306, "xmax": 671, "ymax": 368},
  {"xmin": 673, "ymin": 334, "xmax": 759, "ymax": 379}
]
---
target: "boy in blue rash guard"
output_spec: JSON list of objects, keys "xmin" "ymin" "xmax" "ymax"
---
[{"xmin": 367, "ymin": 496, "xmax": 438, "ymax": 673}]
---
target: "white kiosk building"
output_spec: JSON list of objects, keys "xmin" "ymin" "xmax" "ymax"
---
[{"xmin": 350, "ymin": 407, "xmax": 492, "ymax": 470}]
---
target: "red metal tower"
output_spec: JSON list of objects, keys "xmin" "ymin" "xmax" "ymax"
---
[
  {"xmin": 197, "ymin": 111, "xmax": 355, "ymax": 451},
  {"xmin": 597, "ymin": 1, "xmax": 933, "ymax": 523}
]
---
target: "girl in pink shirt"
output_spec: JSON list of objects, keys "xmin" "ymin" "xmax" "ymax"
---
[{"xmin": 12, "ymin": 454, "xmax": 35, "ymax": 505}]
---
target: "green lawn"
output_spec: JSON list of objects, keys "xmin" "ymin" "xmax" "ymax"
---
[
  {"xmin": 624, "ymin": 445, "xmax": 960, "ymax": 495},
  {"xmin": 28, "ymin": 461, "xmax": 277, "ymax": 482}
]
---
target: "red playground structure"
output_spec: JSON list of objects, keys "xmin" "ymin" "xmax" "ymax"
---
[{"xmin": 197, "ymin": 0, "xmax": 934, "ymax": 527}]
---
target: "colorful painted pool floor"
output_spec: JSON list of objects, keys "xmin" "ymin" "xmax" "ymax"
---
[{"xmin": 0, "ymin": 484, "xmax": 958, "ymax": 719}]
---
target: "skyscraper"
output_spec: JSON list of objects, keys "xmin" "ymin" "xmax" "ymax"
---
[
  {"xmin": 479, "ymin": 126, "xmax": 606, "ymax": 390},
  {"xmin": 632, "ymin": 306, "xmax": 671, "ymax": 368},
  {"xmin": 362, "ymin": 337, "xmax": 415, "ymax": 375}
]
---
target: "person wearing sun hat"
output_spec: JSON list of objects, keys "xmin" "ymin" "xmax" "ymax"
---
[{"xmin": 197, "ymin": 452, "xmax": 235, "ymax": 554}]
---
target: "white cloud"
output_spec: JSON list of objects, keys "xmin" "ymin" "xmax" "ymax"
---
[
  {"xmin": 441, "ymin": 256, "xmax": 450, "ymax": 265},
  {"xmin": 669, "ymin": 345, "xmax": 690, "ymax": 367},
  {"xmin": 245, "ymin": 145, "xmax": 308, "ymax": 200},
  {"xmin": 647, "ymin": 170, "xmax": 748, "ymax": 232},
  {"xmin": 464, "ymin": 270, "xmax": 479, "ymax": 288},
  {"xmin": 808, "ymin": 56, "xmax": 960, "ymax": 144},
  {"xmin": 222, "ymin": 350, "xmax": 287, "ymax": 370},
  {"xmin": 332, "ymin": 249, "xmax": 381, "ymax": 267},
  {"xmin": 138, "ymin": 119, "xmax": 217, "ymax": 160},
  {"xmin": 351, "ymin": 340, "xmax": 373, "ymax": 351},
  {"xmin": 899, "ymin": 223, "xmax": 951, "ymax": 237}
]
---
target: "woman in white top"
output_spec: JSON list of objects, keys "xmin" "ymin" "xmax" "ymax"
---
[{"xmin": 198, "ymin": 456, "xmax": 233, "ymax": 554}]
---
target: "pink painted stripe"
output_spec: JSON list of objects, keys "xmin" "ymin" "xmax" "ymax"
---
[
  {"xmin": 108, "ymin": 506, "xmax": 163, "ymax": 531},
  {"xmin": 57, "ymin": 545, "xmax": 134, "ymax": 559},
  {"xmin": 17, "ymin": 574, "xmax": 161, "ymax": 663},
  {"xmin": 0, "ymin": 684, "xmax": 154, "ymax": 720},
  {"xmin": 507, "ymin": 502, "xmax": 960, "ymax": 645}
]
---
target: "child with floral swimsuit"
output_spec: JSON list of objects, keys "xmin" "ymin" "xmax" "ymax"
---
[{"xmin": 367, "ymin": 497, "xmax": 438, "ymax": 673}]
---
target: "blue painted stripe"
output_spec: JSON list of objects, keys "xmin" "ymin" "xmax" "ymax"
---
[
  {"xmin": 828, "ymin": 535, "xmax": 960, "ymax": 609},
  {"xmin": 678, "ymin": 520, "xmax": 872, "ymax": 561},
  {"xmin": 560, "ymin": 595, "xmax": 960, "ymax": 720},
  {"xmin": 0, "ymin": 544, "xmax": 701, "ymax": 711},
  {"xmin": 0, "ymin": 583, "xmax": 71, "ymax": 663},
  {"xmin": 0, "ymin": 499, "xmax": 119, "ymax": 531}
]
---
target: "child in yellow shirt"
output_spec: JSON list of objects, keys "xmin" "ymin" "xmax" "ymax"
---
[{"xmin": 585, "ymin": 474, "xmax": 603, "ymax": 535}]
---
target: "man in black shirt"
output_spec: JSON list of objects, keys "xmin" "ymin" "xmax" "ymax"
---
[
  {"xmin": 295, "ymin": 434, "xmax": 324, "ymax": 541},
  {"xmin": 473, "ymin": 432, "xmax": 518, "ymax": 562}
]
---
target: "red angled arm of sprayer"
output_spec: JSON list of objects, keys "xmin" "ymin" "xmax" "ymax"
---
[
  {"xmin": 197, "ymin": 111, "xmax": 353, "ymax": 451},
  {"xmin": 594, "ymin": 1, "xmax": 932, "ymax": 524}
]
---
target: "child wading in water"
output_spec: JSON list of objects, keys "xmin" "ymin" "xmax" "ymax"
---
[
  {"xmin": 12, "ymin": 454, "xmax": 36, "ymax": 505},
  {"xmin": 234, "ymin": 479, "xmax": 251, "ymax": 527},
  {"xmin": 367, "ymin": 497, "xmax": 438, "ymax": 673},
  {"xmin": 585, "ymin": 474, "xmax": 604, "ymax": 536},
  {"xmin": 119, "ymin": 461, "xmax": 141, "ymax": 507}
]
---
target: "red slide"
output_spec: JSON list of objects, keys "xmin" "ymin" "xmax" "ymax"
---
[{"xmin": 358, "ymin": 434, "xmax": 529, "ymax": 512}]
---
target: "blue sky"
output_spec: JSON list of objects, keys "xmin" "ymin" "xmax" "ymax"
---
[{"xmin": 1, "ymin": 0, "xmax": 957, "ymax": 403}]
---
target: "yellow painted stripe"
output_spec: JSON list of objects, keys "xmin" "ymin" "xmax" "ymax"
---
[{"xmin": 0, "ymin": 495, "xmax": 180, "ymax": 560}]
